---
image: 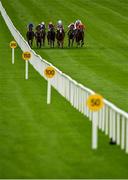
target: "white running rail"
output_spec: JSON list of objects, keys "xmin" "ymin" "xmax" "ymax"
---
[{"xmin": 0, "ymin": 1, "xmax": 128, "ymax": 153}]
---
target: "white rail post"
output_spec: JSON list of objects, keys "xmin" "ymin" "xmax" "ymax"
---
[
  {"xmin": 126, "ymin": 119, "xmax": 128, "ymax": 153},
  {"xmin": 92, "ymin": 111, "xmax": 98, "ymax": 149},
  {"xmin": 87, "ymin": 94, "xmax": 104, "ymax": 150},
  {"xmin": 12, "ymin": 48, "xmax": 14, "ymax": 64},
  {"xmin": 47, "ymin": 79, "xmax": 51, "ymax": 104},
  {"xmin": 105, "ymin": 105, "xmax": 109, "ymax": 135},
  {"xmin": 25, "ymin": 60, "xmax": 28, "ymax": 80},
  {"xmin": 117, "ymin": 113, "xmax": 120, "ymax": 145},
  {"xmin": 121, "ymin": 117, "xmax": 125, "ymax": 150}
]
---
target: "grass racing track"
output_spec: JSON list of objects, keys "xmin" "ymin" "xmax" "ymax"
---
[{"xmin": 0, "ymin": 0, "xmax": 128, "ymax": 178}]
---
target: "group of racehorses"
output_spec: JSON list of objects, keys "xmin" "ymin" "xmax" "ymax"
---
[{"xmin": 26, "ymin": 24, "xmax": 84, "ymax": 49}]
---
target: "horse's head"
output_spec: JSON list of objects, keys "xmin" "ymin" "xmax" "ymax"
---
[
  {"xmin": 29, "ymin": 27, "xmax": 33, "ymax": 32},
  {"xmin": 58, "ymin": 28, "xmax": 63, "ymax": 34},
  {"xmin": 57, "ymin": 28, "xmax": 64, "ymax": 36},
  {"xmin": 56, "ymin": 28, "xmax": 65, "ymax": 41}
]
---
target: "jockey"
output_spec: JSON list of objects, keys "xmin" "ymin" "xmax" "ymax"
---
[
  {"xmin": 40, "ymin": 22, "xmax": 46, "ymax": 30},
  {"xmin": 48, "ymin": 22, "xmax": 54, "ymax": 31},
  {"xmin": 75, "ymin": 20, "xmax": 85, "ymax": 31},
  {"xmin": 78, "ymin": 23, "xmax": 85, "ymax": 31},
  {"xmin": 36, "ymin": 24, "xmax": 41, "ymax": 31},
  {"xmin": 57, "ymin": 20, "xmax": 64, "ymax": 30},
  {"xmin": 28, "ymin": 23, "xmax": 34, "ymax": 30},
  {"xmin": 68, "ymin": 22, "xmax": 75, "ymax": 30},
  {"xmin": 74, "ymin": 19, "xmax": 81, "ymax": 30}
]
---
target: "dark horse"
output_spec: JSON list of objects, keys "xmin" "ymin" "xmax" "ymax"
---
[
  {"xmin": 35, "ymin": 25, "xmax": 45, "ymax": 47},
  {"xmin": 56, "ymin": 28, "xmax": 65, "ymax": 48},
  {"xmin": 41, "ymin": 29, "xmax": 46, "ymax": 46},
  {"xmin": 75, "ymin": 29, "xmax": 84, "ymax": 47},
  {"xmin": 47, "ymin": 28, "xmax": 56, "ymax": 48},
  {"xmin": 67, "ymin": 29, "xmax": 75, "ymax": 48},
  {"xmin": 35, "ymin": 28, "xmax": 43, "ymax": 48},
  {"xmin": 26, "ymin": 28, "xmax": 35, "ymax": 47}
]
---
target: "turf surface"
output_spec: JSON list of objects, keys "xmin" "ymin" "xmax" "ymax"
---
[
  {"xmin": 1, "ymin": 0, "xmax": 128, "ymax": 112},
  {"xmin": 0, "ymin": 0, "xmax": 128, "ymax": 178}
]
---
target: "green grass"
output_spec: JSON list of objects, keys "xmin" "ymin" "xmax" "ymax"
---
[
  {"xmin": 1, "ymin": 0, "xmax": 128, "ymax": 112},
  {"xmin": 1, "ymin": 0, "xmax": 128, "ymax": 178}
]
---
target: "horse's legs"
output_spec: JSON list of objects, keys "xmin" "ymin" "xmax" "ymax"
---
[
  {"xmin": 40, "ymin": 40, "xmax": 42, "ymax": 48},
  {"xmin": 36, "ymin": 40, "xmax": 39, "ymax": 48},
  {"xmin": 76, "ymin": 41, "xmax": 80, "ymax": 48},
  {"xmin": 42, "ymin": 38, "xmax": 43, "ymax": 46},
  {"xmin": 28, "ymin": 40, "xmax": 30, "ymax": 47},
  {"xmin": 81, "ymin": 36, "xmax": 84, "ymax": 47},
  {"xmin": 57, "ymin": 40, "xmax": 60, "ymax": 48},
  {"xmin": 51, "ymin": 40, "xmax": 54, "ymax": 48},
  {"xmin": 43, "ymin": 38, "xmax": 45, "ymax": 46},
  {"xmin": 31, "ymin": 39, "xmax": 33, "ymax": 47},
  {"xmin": 62, "ymin": 41, "xmax": 64, "ymax": 48},
  {"xmin": 81, "ymin": 41, "xmax": 84, "ymax": 47},
  {"xmin": 47, "ymin": 35, "xmax": 49, "ymax": 45},
  {"xmin": 71, "ymin": 38, "xmax": 74, "ymax": 47},
  {"xmin": 36, "ymin": 41, "xmax": 38, "ymax": 48},
  {"xmin": 50, "ymin": 40, "xmax": 52, "ymax": 48},
  {"xmin": 68, "ymin": 39, "xmax": 70, "ymax": 48},
  {"xmin": 43, "ymin": 36, "xmax": 45, "ymax": 46}
]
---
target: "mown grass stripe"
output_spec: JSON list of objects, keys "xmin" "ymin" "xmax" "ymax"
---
[{"xmin": 1, "ymin": 1, "xmax": 128, "ymax": 178}]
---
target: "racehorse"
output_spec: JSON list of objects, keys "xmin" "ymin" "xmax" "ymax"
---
[
  {"xmin": 26, "ymin": 29, "xmax": 35, "ymax": 47},
  {"xmin": 47, "ymin": 28, "xmax": 56, "ymax": 48},
  {"xmin": 35, "ymin": 29, "xmax": 42, "ymax": 48},
  {"xmin": 75, "ymin": 29, "xmax": 84, "ymax": 47},
  {"xmin": 56, "ymin": 28, "xmax": 65, "ymax": 48},
  {"xmin": 36, "ymin": 24, "xmax": 46, "ymax": 47},
  {"xmin": 67, "ymin": 29, "xmax": 75, "ymax": 48},
  {"xmin": 41, "ymin": 29, "xmax": 46, "ymax": 46}
]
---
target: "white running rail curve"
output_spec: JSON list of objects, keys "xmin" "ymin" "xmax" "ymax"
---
[{"xmin": 0, "ymin": 1, "xmax": 128, "ymax": 153}]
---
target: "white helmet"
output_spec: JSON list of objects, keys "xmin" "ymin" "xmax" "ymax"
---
[
  {"xmin": 41, "ymin": 22, "xmax": 45, "ymax": 25},
  {"xmin": 58, "ymin": 20, "xmax": 62, "ymax": 25},
  {"xmin": 76, "ymin": 19, "xmax": 81, "ymax": 24}
]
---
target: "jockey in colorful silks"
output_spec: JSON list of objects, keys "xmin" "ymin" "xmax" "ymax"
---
[
  {"xmin": 28, "ymin": 23, "xmax": 34, "ymax": 30},
  {"xmin": 48, "ymin": 22, "xmax": 54, "ymax": 31},
  {"xmin": 57, "ymin": 20, "xmax": 64, "ymax": 30},
  {"xmin": 74, "ymin": 20, "xmax": 85, "ymax": 31},
  {"xmin": 40, "ymin": 22, "xmax": 46, "ymax": 30},
  {"xmin": 78, "ymin": 23, "xmax": 85, "ymax": 30},
  {"xmin": 68, "ymin": 22, "xmax": 75, "ymax": 30},
  {"xmin": 74, "ymin": 19, "xmax": 81, "ymax": 30}
]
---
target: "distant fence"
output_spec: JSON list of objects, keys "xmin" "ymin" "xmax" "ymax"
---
[{"xmin": 0, "ymin": 1, "xmax": 128, "ymax": 153}]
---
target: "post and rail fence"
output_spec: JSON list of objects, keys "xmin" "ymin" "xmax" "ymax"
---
[{"xmin": 0, "ymin": 1, "xmax": 128, "ymax": 153}]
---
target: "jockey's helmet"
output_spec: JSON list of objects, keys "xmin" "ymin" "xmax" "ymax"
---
[
  {"xmin": 41, "ymin": 22, "xmax": 45, "ymax": 25},
  {"xmin": 76, "ymin": 19, "xmax": 81, "ymax": 24},
  {"xmin": 49, "ymin": 22, "xmax": 52, "ymax": 24},
  {"xmin": 58, "ymin": 20, "xmax": 62, "ymax": 25}
]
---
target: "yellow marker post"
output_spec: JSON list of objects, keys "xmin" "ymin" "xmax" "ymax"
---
[
  {"xmin": 87, "ymin": 94, "xmax": 104, "ymax": 149},
  {"xmin": 44, "ymin": 66, "xmax": 56, "ymax": 104},
  {"xmin": 22, "ymin": 52, "xmax": 31, "ymax": 80},
  {"xmin": 10, "ymin": 41, "xmax": 17, "ymax": 64}
]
